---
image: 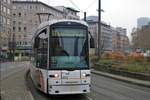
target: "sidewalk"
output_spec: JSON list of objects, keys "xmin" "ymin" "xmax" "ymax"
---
[
  {"xmin": 1, "ymin": 62, "xmax": 34, "ymax": 100},
  {"xmin": 91, "ymin": 69, "xmax": 150, "ymax": 88}
]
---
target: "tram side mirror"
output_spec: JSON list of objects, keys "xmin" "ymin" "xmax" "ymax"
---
[{"xmin": 89, "ymin": 32, "xmax": 95, "ymax": 48}]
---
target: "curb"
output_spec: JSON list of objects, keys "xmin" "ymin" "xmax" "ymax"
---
[
  {"xmin": 94, "ymin": 64, "xmax": 150, "ymax": 81},
  {"xmin": 91, "ymin": 69, "xmax": 150, "ymax": 88}
]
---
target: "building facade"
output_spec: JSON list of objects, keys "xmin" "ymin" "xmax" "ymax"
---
[
  {"xmin": 55, "ymin": 6, "xmax": 80, "ymax": 20},
  {"xmin": 132, "ymin": 22, "xmax": 150, "ymax": 51},
  {"xmin": 112, "ymin": 27, "xmax": 129, "ymax": 53},
  {"xmin": 12, "ymin": 0, "xmax": 80, "ymax": 60},
  {"xmin": 12, "ymin": 1, "xmax": 64, "ymax": 59},
  {"xmin": 87, "ymin": 19, "xmax": 113, "ymax": 52},
  {"xmin": 137, "ymin": 17, "xmax": 150, "ymax": 28},
  {"xmin": 0, "ymin": 0, "xmax": 12, "ymax": 59},
  {"xmin": 86, "ymin": 16, "xmax": 129, "ymax": 54}
]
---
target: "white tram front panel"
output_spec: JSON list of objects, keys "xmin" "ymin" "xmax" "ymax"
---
[{"xmin": 48, "ymin": 70, "xmax": 90, "ymax": 94}]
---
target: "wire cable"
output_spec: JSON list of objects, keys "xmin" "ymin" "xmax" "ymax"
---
[
  {"xmin": 68, "ymin": 0, "xmax": 98, "ymax": 13},
  {"xmin": 68, "ymin": 0, "xmax": 84, "ymax": 12},
  {"xmin": 84, "ymin": 0, "xmax": 97, "ymax": 11}
]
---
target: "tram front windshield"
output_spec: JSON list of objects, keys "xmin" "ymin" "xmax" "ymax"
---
[{"xmin": 49, "ymin": 27, "xmax": 89, "ymax": 70}]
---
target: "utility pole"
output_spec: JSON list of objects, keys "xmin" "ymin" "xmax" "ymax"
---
[
  {"xmin": 84, "ymin": 12, "xmax": 86, "ymax": 21},
  {"xmin": 98, "ymin": 0, "xmax": 101, "ymax": 59}
]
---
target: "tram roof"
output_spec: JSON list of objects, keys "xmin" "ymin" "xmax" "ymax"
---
[
  {"xmin": 32, "ymin": 19, "xmax": 88, "ymax": 41},
  {"xmin": 37, "ymin": 19, "xmax": 88, "ymax": 30}
]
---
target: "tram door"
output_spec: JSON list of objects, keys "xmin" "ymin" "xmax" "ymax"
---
[{"xmin": 34, "ymin": 28, "xmax": 48, "ymax": 92}]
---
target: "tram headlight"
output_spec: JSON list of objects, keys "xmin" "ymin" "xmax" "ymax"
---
[
  {"xmin": 54, "ymin": 73, "xmax": 59, "ymax": 78},
  {"xmin": 82, "ymin": 73, "xmax": 90, "ymax": 78},
  {"xmin": 82, "ymin": 73, "xmax": 86, "ymax": 77}
]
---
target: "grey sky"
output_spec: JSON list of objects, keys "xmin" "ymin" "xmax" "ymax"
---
[{"xmin": 40, "ymin": 0, "xmax": 150, "ymax": 37}]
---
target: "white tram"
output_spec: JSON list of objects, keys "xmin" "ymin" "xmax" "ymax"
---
[{"xmin": 30, "ymin": 20, "xmax": 91, "ymax": 95}]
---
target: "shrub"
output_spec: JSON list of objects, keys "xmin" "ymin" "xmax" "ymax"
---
[
  {"xmin": 98, "ymin": 59, "xmax": 113, "ymax": 65},
  {"xmin": 89, "ymin": 54, "xmax": 97, "ymax": 62},
  {"xmin": 112, "ymin": 51, "xmax": 125, "ymax": 62},
  {"xmin": 127, "ymin": 52, "xmax": 144, "ymax": 62},
  {"xmin": 101, "ymin": 51, "xmax": 113, "ymax": 60}
]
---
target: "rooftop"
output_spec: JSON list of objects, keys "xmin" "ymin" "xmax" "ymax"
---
[
  {"xmin": 66, "ymin": 7, "xmax": 79, "ymax": 12},
  {"xmin": 12, "ymin": 0, "xmax": 63, "ymax": 13}
]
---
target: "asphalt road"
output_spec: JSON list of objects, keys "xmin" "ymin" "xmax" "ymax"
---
[
  {"xmin": 1, "ymin": 62, "xmax": 150, "ymax": 100},
  {"xmin": 90, "ymin": 74, "xmax": 150, "ymax": 100},
  {"xmin": 0, "ymin": 61, "xmax": 33, "ymax": 100},
  {"xmin": 0, "ymin": 62, "xmax": 27, "ymax": 80}
]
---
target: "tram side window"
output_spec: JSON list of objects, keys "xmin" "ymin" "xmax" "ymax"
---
[
  {"xmin": 30, "ymin": 51, "xmax": 35, "ymax": 66},
  {"xmin": 34, "ymin": 29, "xmax": 48, "ymax": 69}
]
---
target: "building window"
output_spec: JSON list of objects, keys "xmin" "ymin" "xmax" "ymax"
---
[
  {"xmin": 3, "ymin": 28, "xmax": 5, "ymax": 32},
  {"xmin": 18, "ymin": 6, "xmax": 22, "ymax": 9},
  {"xmin": 13, "ymin": 27, "xmax": 16, "ymax": 32},
  {"xmin": 18, "ymin": 13, "xmax": 21, "ymax": 17},
  {"xmin": 3, "ymin": 44, "xmax": 7, "ymax": 47},
  {"xmin": 3, "ymin": 6, "xmax": 6, "ymax": 13},
  {"xmin": 24, "ymin": 6, "xmax": 27, "ymax": 9},
  {"xmin": 13, "ymin": 21, "xmax": 16, "ymax": 25},
  {"xmin": 42, "ymin": 8, "xmax": 45, "ymax": 11},
  {"xmin": 29, "ymin": 20, "xmax": 32, "ymax": 23},
  {"xmin": 35, "ymin": 6, "xmax": 38, "ymax": 9},
  {"xmin": 13, "ymin": 13, "xmax": 16, "ymax": 17},
  {"xmin": 18, "ymin": 22, "xmax": 21, "ymax": 25},
  {"xmin": 0, "ymin": 16, "xmax": 3, "ymax": 23},
  {"xmin": 24, "ymin": 35, "xmax": 27, "ymax": 38},
  {"xmin": 7, "ymin": 0, "xmax": 10, "ymax": 4},
  {"xmin": 18, "ymin": 35, "xmax": 21, "ymax": 39},
  {"xmin": 23, "ymin": 41, "xmax": 27, "ymax": 45},
  {"xmin": 24, "ymin": 27, "xmax": 27, "ymax": 32},
  {"xmin": 3, "ymin": 17, "xmax": 6, "ymax": 24},
  {"xmin": 4, "ymin": 0, "xmax": 6, "ymax": 3},
  {"xmin": 7, "ymin": 8, "xmax": 10, "ymax": 14},
  {"xmin": 1, "ymin": 5, "xmax": 3, "ymax": 12},
  {"xmin": 18, "ymin": 27, "xmax": 21, "ymax": 32},
  {"xmin": 7, "ymin": 18, "xmax": 10, "ymax": 25},
  {"xmin": 24, "ymin": 42, "xmax": 27, "ymax": 45},
  {"xmin": 13, "ymin": 6, "xmax": 16, "ymax": 10},
  {"xmin": 35, "ymin": 21, "xmax": 38, "ymax": 25}
]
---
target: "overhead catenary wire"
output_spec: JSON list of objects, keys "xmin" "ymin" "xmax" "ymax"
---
[
  {"xmin": 84, "ymin": 0, "xmax": 97, "ymax": 11},
  {"xmin": 68, "ymin": 0, "xmax": 84, "ymax": 13},
  {"xmin": 68, "ymin": 0, "xmax": 97, "ymax": 13}
]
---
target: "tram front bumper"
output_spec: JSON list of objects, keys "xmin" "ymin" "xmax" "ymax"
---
[{"xmin": 48, "ymin": 84, "xmax": 90, "ymax": 95}]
